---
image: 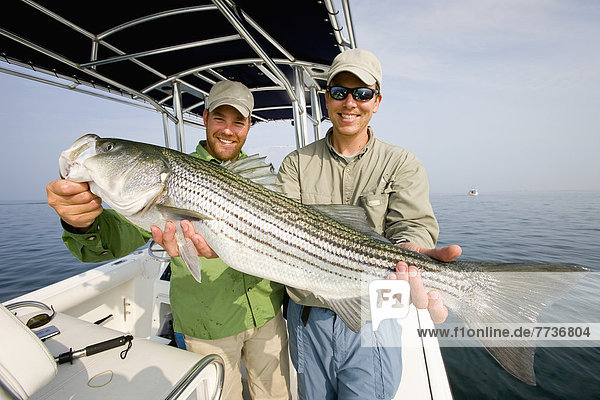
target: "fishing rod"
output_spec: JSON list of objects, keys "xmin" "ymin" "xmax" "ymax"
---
[{"xmin": 55, "ymin": 335, "xmax": 133, "ymax": 364}]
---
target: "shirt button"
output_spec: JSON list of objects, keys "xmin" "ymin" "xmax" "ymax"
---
[{"xmin": 87, "ymin": 236, "xmax": 96, "ymax": 241}]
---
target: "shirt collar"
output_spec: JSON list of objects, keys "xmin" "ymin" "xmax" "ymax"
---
[{"xmin": 325, "ymin": 127, "xmax": 375, "ymax": 160}]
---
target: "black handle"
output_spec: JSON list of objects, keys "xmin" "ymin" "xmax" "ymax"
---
[
  {"xmin": 55, "ymin": 335, "xmax": 134, "ymax": 364},
  {"xmin": 85, "ymin": 335, "xmax": 133, "ymax": 356},
  {"xmin": 56, "ymin": 349, "xmax": 74, "ymax": 364}
]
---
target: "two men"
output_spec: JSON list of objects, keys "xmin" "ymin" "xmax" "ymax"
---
[
  {"xmin": 160, "ymin": 49, "xmax": 460, "ymax": 399},
  {"xmin": 49, "ymin": 48, "xmax": 460, "ymax": 400}
]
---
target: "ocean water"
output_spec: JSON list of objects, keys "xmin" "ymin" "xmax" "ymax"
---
[
  {"xmin": 0, "ymin": 201, "xmax": 103, "ymax": 301},
  {"xmin": 1, "ymin": 192, "xmax": 599, "ymax": 399},
  {"xmin": 431, "ymin": 192, "xmax": 600, "ymax": 399}
]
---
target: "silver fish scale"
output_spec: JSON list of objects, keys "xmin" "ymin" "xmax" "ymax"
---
[
  {"xmin": 158, "ymin": 150, "xmax": 491, "ymax": 300},
  {"xmin": 158, "ymin": 152, "xmax": 398, "ymax": 293}
]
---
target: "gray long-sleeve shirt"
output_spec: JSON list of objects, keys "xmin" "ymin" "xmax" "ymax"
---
[{"xmin": 277, "ymin": 127, "xmax": 439, "ymax": 307}]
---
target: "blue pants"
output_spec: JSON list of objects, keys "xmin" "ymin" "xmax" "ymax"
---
[{"xmin": 287, "ymin": 299, "xmax": 403, "ymax": 400}]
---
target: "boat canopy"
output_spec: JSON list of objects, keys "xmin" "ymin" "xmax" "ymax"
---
[{"xmin": 1, "ymin": 0, "xmax": 357, "ymax": 149}]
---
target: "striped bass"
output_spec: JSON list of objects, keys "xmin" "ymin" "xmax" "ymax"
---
[{"xmin": 59, "ymin": 134, "xmax": 587, "ymax": 385}]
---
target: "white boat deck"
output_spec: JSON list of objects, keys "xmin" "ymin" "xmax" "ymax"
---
[
  {"xmin": 4, "ymin": 250, "xmax": 452, "ymax": 399},
  {"xmin": 23, "ymin": 312, "xmax": 222, "ymax": 400}
]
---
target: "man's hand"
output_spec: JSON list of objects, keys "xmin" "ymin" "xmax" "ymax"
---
[
  {"xmin": 151, "ymin": 220, "xmax": 218, "ymax": 259},
  {"xmin": 398, "ymin": 242, "xmax": 462, "ymax": 263},
  {"xmin": 46, "ymin": 179, "xmax": 102, "ymax": 230},
  {"xmin": 386, "ymin": 243, "xmax": 463, "ymax": 323}
]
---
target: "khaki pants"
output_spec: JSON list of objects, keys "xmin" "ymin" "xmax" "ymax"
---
[{"xmin": 184, "ymin": 311, "xmax": 290, "ymax": 400}]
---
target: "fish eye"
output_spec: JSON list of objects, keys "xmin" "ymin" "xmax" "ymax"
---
[{"xmin": 105, "ymin": 143, "xmax": 114, "ymax": 151}]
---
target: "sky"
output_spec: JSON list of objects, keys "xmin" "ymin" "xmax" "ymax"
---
[{"xmin": 1, "ymin": 0, "xmax": 599, "ymax": 201}]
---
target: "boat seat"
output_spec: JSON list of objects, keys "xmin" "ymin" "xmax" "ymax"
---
[
  {"xmin": 0, "ymin": 304, "xmax": 57, "ymax": 400},
  {"xmin": 2, "ymin": 308, "xmax": 223, "ymax": 400}
]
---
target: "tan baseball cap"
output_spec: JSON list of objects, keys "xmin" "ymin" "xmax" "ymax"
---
[
  {"xmin": 205, "ymin": 80, "xmax": 254, "ymax": 118},
  {"xmin": 327, "ymin": 48, "xmax": 382, "ymax": 88}
]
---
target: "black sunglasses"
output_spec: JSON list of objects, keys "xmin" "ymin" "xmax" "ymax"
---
[
  {"xmin": 25, "ymin": 306, "xmax": 56, "ymax": 329},
  {"xmin": 6, "ymin": 300, "xmax": 56, "ymax": 329},
  {"xmin": 327, "ymin": 86, "xmax": 380, "ymax": 102}
]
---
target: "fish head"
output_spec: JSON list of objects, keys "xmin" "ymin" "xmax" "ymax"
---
[
  {"xmin": 60, "ymin": 134, "xmax": 170, "ymax": 216},
  {"xmin": 59, "ymin": 134, "xmax": 98, "ymax": 181}
]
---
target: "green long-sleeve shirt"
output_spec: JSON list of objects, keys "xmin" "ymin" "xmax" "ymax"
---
[{"xmin": 62, "ymin": 141, "xmax": 284, "ymax": 340}]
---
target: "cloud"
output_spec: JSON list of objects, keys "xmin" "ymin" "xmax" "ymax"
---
[
  {"xmin": 334, "ymin": 0, "xmax": 600, "ymax": 193},
  {"xmin": 349, "ymin": 0, "xmax": 600, "ymax": 94}
]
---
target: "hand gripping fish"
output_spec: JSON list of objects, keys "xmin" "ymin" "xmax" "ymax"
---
[{"xmin": 59, "ymin": 134, "xmax": 588, "ymax": 385}]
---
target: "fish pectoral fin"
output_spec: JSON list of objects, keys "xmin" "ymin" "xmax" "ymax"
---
[
  {"xmin": 317, "ymin": 295, "xmax": 371, "ymax": 333},
  {"xmin": 179, "ymin": 237, "xmax": 202, "ymax": 283},
  {"xmin": 157, "ymin": 204, "xmax": 212, "ymax": 221}
]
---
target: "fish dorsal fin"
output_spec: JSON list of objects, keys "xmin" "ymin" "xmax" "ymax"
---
[
  {"xmin": 222, "ymin": 154, "xmax": 282, "ymax": 193},
  {"xmin": 311, "ymin": 204, "xmax": 392, "ymax": 244}
]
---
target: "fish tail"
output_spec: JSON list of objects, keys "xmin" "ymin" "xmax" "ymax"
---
[{"xmin": 449, "ymin": 261, "xmax": 588, "ymax": 385}]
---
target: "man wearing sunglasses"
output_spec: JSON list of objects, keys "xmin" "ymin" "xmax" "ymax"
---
[{"xmin": 277, "ymin": 48, "xmax": 462, "ymax": 399}]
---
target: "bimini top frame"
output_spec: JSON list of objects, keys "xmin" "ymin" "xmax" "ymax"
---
[{"xmin": 0, "ymin": 0, "xmax": 357, "ymax": 150}]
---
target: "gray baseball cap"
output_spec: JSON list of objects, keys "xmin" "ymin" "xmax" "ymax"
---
[
  {"xmin": 205, "ymin": 80, "xmax": 254, "ymax": 118},
  {"xmin": 327, "ymin": 48, "xmax": 382, "ymax": 88}
]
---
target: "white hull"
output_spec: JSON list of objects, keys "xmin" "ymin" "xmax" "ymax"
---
[{"xmin": 3, "ymin": 247, "xmax": 452, "ymax": 399}]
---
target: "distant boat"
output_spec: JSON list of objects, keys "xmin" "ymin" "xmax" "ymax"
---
[{"xmin": 468, "ymin": 188, "xmax": 479, "ymax": 196}]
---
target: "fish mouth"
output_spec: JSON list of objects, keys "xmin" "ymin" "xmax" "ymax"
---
[{"xmin": 59, "ymin": 134, "xmax": 99, "ymax": 179}]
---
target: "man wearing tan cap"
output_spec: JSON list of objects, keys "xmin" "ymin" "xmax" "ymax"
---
[
  {"xmin": 277, "ymin": 48, "xmax": 462, "ymax": 399},
  {"xmin": 46, "ymin": 80, "xmax": 290, "ymax": 400}
]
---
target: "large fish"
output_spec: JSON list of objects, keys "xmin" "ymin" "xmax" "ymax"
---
[{"xmin": 59, "ymin": 134, "xmax": 587, "ymax": 385}]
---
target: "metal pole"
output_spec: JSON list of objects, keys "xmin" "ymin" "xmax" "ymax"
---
[
  {"xmin": 341, "ymin": 0, "xmax": 357, "ymax": 48},
  {"xmin": 162, "ymin": 112, "xmax": 171, "ymax": 148},
  {"xmin": 172, "ymin": 81, "xmax": 185, "ymax": 151},
  {"xmin": 323, "ymin": 0, "xmax": 350, "ymax": 50},
  {"xmin": 309, "ymin": 86, "xmax": 323, "ymax": 141},
  {"xmin": 212, "ymin": 0, "xmax": 302, "ymax": 111},
  {"xmin": 0, "ymin": 28, "xmax": 175, "ymax": 121},
  {"xmin": 293, "ymin": 66, "xmax": 308, "ymax": 147},
  {"xmin": 81, "ymin": 35, "xmax": 240, "ymax": 69},
  {"xmin": 292, "ymin": 99, "xmax": 303, "ymax": 149}
]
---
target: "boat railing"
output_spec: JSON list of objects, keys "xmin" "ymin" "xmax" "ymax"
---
[{"xmin": 1, "ymin": 1, "xmax": 358, "ymax": 152}]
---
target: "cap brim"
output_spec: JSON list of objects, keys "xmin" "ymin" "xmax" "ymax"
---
[
  {"xmin": 208, "ymin": 99, "xmax": 251, "ymax": 118},
  {"xmin": 327, "ymin": 66, "xmax": 377, "ymax": 86}
]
